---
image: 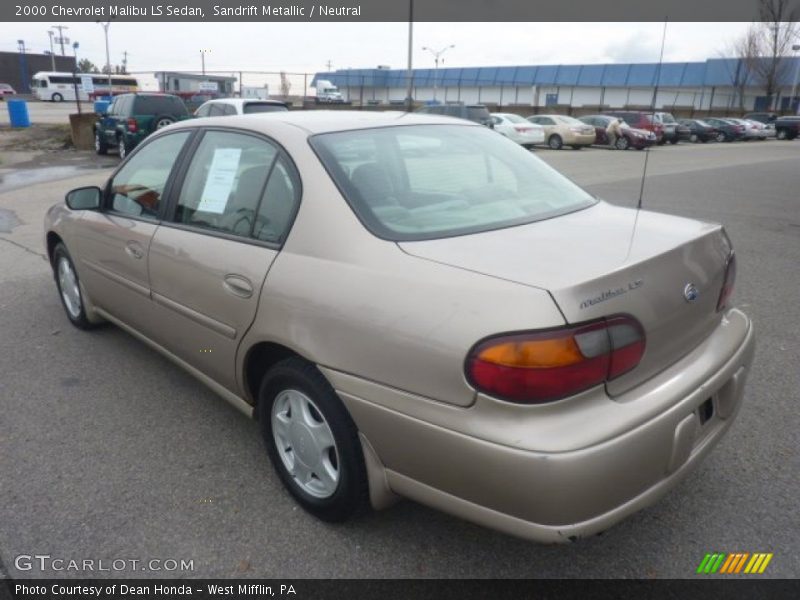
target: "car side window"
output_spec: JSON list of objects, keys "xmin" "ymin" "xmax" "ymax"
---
[
  {"xmin": 109, "ymin": 132, "xmax": 191, "ymax": 220},
  {"xmin": 195, "ymin": 104, "xmax": 211, "ymax": 117},
  {"xmin": 223, "ymin": 104, "xmax": 238, "ymax": 116},
  {"xmin": 174, "ymin": 131, "xmax": 279, "ymax": 238},
  {"xmin": 541, "ymin": 117, "xmax": 555, "ymax": 125},
  {"xmin": 208, "ymin": 104, "xmax": 226, "ymax": 116},
  {"xmin": 253, "ymin": 157, "xmax": 300, "ymax": 243}
]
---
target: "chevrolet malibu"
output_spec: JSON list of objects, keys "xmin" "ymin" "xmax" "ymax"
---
[{"xmin": 44, "ymin": 111, "xmax": 754, "ymax": 542}]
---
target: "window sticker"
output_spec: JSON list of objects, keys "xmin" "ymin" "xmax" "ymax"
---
[{"xmin": 197, "ymin": 148, "xmax": 242, "ymax": 214}]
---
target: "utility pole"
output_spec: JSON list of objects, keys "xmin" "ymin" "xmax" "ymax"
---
[
  {"xmin": 71, "ymin": 42, "xmax": 81, "ymax": 114},
  {"xmin": 47, "ymin": 30, "xmax": 56, "ymax": 70},
  {"xmin": 121, "ymin": 50, "xmax": 128, "ymax": 74},
  {"xmin": 325, "ymin": 59, "xmax": 334, "ymax": 72},
  {"xmin": 52, "ymin": 24, "xmax": 69, "ymax": 55},
  {"xmin": 18, "ymin": 40, "xmax": 30, "ymax": 93}
]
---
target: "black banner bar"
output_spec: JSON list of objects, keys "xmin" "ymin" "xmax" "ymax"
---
[
  {"xmin": 2, "ymin": 579, "xmax": 800, "ymax": 600},
  {"xmin": 3, "ymin": 0, "xmax": 800, "ymax": 22}
]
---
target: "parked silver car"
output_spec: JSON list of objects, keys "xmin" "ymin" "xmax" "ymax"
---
[{"xmin": 44, "ymin": 111, "xmax": 754, "ymax": 542}]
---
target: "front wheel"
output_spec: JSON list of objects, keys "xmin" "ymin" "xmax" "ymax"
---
[
  {"xmin": 548, "ymin": 135, "xmax": 563, "ymax": 150},
  {"xmin": 716, "ymin": 131, "xmax": 728, "ymax": 143},
  {"xmin": 258, "ymin": 357, "xmax": 369, "ymax": 522},
  {"xmin": 51, "ymin": 92, "xmax": 63, "ymax": 102},
  {"xmin": 689, "ymin": 133, "xmax": 698, "ymax": 143},
  {"xmin": 615, "ymin": 136, "xmax": 630, "ymax": 150},
  {"xmin": 53, "ymin": 243, "xmax": 95, "ymax": 330},
  {"xmin": 776, "ymin": 129, "xmax": 787, "ymax": 140}
]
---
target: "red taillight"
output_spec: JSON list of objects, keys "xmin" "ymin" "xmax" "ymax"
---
[
  {"xmin": 127, "ymin": 117, "xmax": 137, "ymax": 133},
  {"xmin": 717, "ymin": 253, "xmax": 737, "ymax": 312},
  {"xmin": 466, "ymin": 315, "xmax": 646, "ymax": 404},
  {"xmin": 514, "ymin": 126, "xmax": 531, "ymax": 132}
]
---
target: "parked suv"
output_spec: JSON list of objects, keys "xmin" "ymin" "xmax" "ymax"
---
[
  {"xmin": 605, "ymin": 111, "xmax": 664, "ymax": 142},
  {"xmin": 95, "ymin": 93, "xmax": 191, "ymax": 159},
  {"xmin": 416, "ymin": 103, "xmax": 493, "ymax": 127}
]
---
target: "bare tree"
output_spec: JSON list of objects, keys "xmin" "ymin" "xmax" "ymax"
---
[
  {"xmin": 739, "ymin": 0, "xmax": 799, "ymax": 110},
  {"xmin": 279, "ymin": 71, "xmax": 292, "ymax": 98},
  {"xmin": 719, "ymin": 29, "xmax": 758, "ymax": 110}
]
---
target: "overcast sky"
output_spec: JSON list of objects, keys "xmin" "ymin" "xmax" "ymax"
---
[{"xmin": 2, "ymin": 22, "xmax": 753, "ymax": 76}]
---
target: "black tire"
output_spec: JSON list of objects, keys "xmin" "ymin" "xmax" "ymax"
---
[
  {"xmin": 51, "ymin": 92, "xmax": 63, "ymax": 102},
  {"xmin": 117, "ymin": 135, "xmax": 130, "ymax": 159},
  {"xmin": 669, "ymin": 139, "xmax": 679, "ymax": 145},
  {"xmin": 776, "ymin": 129, "xmax": 787, "ymax": 140},
  {"xmin": 258, "ymin": 357, "xmax": 369, "ymax": 522},
  {"xmin": 548, "ymin": 134, "xmax": 563, "ymax": 150},
  {"xmin": 615, "ymin": 136, "xmax": 630, "ymax": 150},
  {"xmin": 716, "ymin": 131, "xmax": 728, "ymax": 143},
  {"xmin": 153, "ymin": 115, "xmax": 176, "ymax": 130},
  {"xmin": 657, "ymin": 138, "xmax": 667, "ymax": 145},
  {"xmin": 94, "ymin": 130, "xmax": 108, "ymax": 155},
  {"xmin": 571, "ymin": 145, "xmax": 582, "ymax": 150},
  {"xmin": 689, "ymin": 133, "xmax": 699, "ymax": 143},
  {"xmin": 52, "ymin": 243, "xmax": 95, "ymax": 330}
]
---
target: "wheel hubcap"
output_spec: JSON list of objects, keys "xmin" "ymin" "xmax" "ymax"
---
[
  {"xmin": 156, "ymin": 119, "xmax": 172, "ymax": 129},
  {"xmin": 57, "ymin": 257, "xmax": 82, "ymax": 319},
  {"xmin": 271, "ymin": 389, "xmax": 339, "ymax": 498}
]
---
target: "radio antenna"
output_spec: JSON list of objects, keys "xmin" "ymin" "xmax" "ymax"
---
[{"xmin": 637, "ymin": 19, "xmax": 669, "ymax": 211}]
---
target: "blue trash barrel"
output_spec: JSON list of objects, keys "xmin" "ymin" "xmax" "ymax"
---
[
  {"xmin": 7, "ymin": 99, "xmax": 30, "ymax": 128},
  {"xmin": 94, "ymin": 100, "xmax": 110, "ymax": 114}
]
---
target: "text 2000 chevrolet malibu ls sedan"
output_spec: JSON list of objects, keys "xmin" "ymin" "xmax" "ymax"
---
[{"xmin": 45, "ymin": 111, "xmax": 754, "ymax": 542}]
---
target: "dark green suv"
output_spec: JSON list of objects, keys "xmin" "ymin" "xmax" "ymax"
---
[{"xmin": 95, "ymin": 93, "xmax": 190, "ymax": 159}]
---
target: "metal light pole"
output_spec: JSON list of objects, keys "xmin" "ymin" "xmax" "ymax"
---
[
  {"xmin": 200, "ymin": 49, "xmax": 211, "ymax": 75},
  {"xmin": 790, "ymin": 44, "xmax": 800, "ymax": 115},
  {"xmin": 422, "ymin": 44, "xmax": 454, "ymax": 102},
  {"xmin": 47, "ymin": 30, "xmax": 56, "ymax": 70},
  {"xmin": 405, "ymin": 0, "xmax": 414, "ymax": 112},
  {"xmin": 98, "ymin": 21, "xmax": 112, "ymax": 97},
  {"xmin": 71, "ymin": 42, "xmax": 81, "ymax": 114},
  {"xmin": 51, "ymin": 24, "xmax": 69, "ymax": 55}
]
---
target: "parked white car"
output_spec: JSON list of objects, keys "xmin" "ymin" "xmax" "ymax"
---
[
  {"xmin": 727, "ymin": 118, "xmax": 768, "ymax": 140},
  {"xmin": 490, "ymin": 113, "xmax": 545, "ymax": 148},
  {"xmin": 194, "ymin": 98, "xmax": 289, "ymax": 117}
]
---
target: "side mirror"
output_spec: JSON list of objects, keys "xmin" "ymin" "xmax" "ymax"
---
[{"xmin": 65, "ymin": 186, "xmax": 101, "ymax": 211}]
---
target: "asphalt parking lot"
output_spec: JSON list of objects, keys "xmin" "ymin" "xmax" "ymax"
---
[{"xmin": 0, "ymin": 139, "xmax": 798, "ymax": 579}]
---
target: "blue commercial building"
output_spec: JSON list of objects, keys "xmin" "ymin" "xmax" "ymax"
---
[{"xmin": 313, "ymin": 58, "xmax": 800, "ymax": 112}]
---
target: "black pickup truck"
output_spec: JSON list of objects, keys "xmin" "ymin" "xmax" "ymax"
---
[{"xmin": 775, "ymin": 116, "xmax": 800, "ymax": 140}]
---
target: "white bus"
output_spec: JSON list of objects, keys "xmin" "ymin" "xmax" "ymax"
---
[{"xmin": 31, "ymin": 72, "xmax": 139, "ymax": 102}]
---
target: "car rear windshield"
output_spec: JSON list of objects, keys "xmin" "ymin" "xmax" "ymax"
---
[
  {"xmin": 555, "ymin": 115, "xmax": 584, "ymax": 125},
  {"xmin": 499, "ymin": 113, "xmax": 528, "ymax": 123},
  {"xmin": 310, "ymin": 124, "xmax": 596, "ymax": 241},
  {"xmin": 659, "ymin": 113, "xmax": 677, "ymax": 123},
  {"xmin": 243, "ymin": 102, "xmax": 289, "ymax": 114},
  {"xmin": 466, "ymin": 106, "xmax": 491, "ymax": 121},
  {"xmin": 133, "ymin": 96, "xmax": 188, "ymax": 116}
]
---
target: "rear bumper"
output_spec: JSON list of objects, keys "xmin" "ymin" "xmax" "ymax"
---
[{"xmin": 331, "ymin": 309, "xmax": 755, "ymax": 543}]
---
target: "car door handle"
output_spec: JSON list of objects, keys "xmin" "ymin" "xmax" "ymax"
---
[
  {"xmin": 223, "ymin": 274, "xmax": 254, "ymax": 298},
  {"xmin": 125, "ymin": 241, "xmax": 144, "ymax": 260}
]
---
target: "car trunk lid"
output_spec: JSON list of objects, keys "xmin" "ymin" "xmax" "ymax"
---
[{"xmin": 399, "ymin": 202, "xmax": 731, "ymax": 396}]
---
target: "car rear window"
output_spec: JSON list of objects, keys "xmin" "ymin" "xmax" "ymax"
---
[
  {"xmin": 133, "ymin": 95, "xmax": 188, "ymax": 116},
  {"xmin": 498, "ymin": 114, "xmax": 527, "ymax": 124},
  {"xmin": 466, "ymin": 106, "xmax": 490, "ymax": 121},
  {"xmin": 243, "ymin": 102, "xmax": 289, "ymax": 114},
  {"xmin": 310, "ymin": 124, "xmax": 596, "ymax": 242}
]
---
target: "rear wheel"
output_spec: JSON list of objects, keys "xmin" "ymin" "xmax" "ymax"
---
[
  {"xmin": 118, "ymin": 135, "xmax": 130, "ymax": 159},
  {"xmin": 51, "ymin": 92, "xmax": 63, "ymax": 102},
  {"xmin": 154, "ymin": 115, "xmax": 175, "ymax": 130},
  {"xmin": 258, "ymin": 357, "xmax": 369, "ymax": 522},
  {"xmin": 716, "ymin": 131, "xmax": 728, "ymax": 143},
  {"xmin": 548, "ymin": 135, "xmax": 563, "ymax": 150},
  {"xmin": 94, "ymin": 130, "xmax": 108, "ymax": 155},
  {"xmin": 776, "ymin": 129, "xmax": 787, "ymax": 140},
  {"xmin": 689, "ymin": 133, "xmax": 699, "ymax": 143}
]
